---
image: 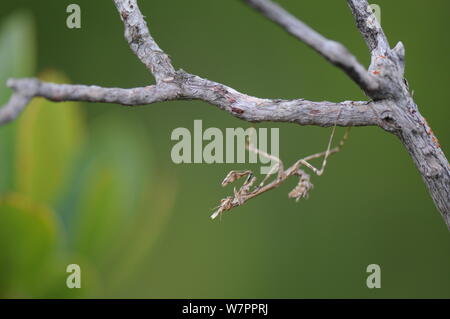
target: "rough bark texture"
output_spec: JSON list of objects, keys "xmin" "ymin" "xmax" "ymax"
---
[
  {"xmin": 346, "ymin": 0, "xmax": 450, "ymax": 228},
  {"xmin": 397, "ymin": 104, "xmax": 450, "ymax": 228},
  {"xmin": 0, "ymin": 0, "xmax": 448, "ymax": 229},
  {"xmin": 113, "ymin": 0, "xmax": 175, "ymax": 83}
]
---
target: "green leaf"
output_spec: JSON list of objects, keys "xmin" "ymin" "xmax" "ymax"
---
[
  {"xmin": 0, "ymin": 194, "xmax": 57, "ymax": 297},
  {"xmin": 0, "ymin": 11, "xmax": 35, "ymax": 193},
  {"xmin": 15, "ymin": 71, "xmax": 86, "ymax": 205},
  {"xmin": 0, "ymin": 11, "xmax": 35, "ymax": 102}
]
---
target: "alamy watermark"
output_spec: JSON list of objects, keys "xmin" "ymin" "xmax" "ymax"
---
[
  {"xmin": 66, "ymin": 4, "xmax": 81, "ymax": 29},
  {"xmin": 367, "ymin": 4, "xmax": 381, "ymax": 28},
  {"xmin": 171, "ymin": 120, "xmax": 279, "ymax": 174},
  {"xmin": 66, "ymin": 264, "xmax": 81, "ymax": 288},
  {"xmin": 366, "ymin": 264, "xmax": 381, "ymax": 289}
]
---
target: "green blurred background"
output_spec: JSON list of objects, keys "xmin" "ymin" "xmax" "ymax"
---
[{"xmin": 0, "ymin": 0, "xmax": 449, "ymax": 298}]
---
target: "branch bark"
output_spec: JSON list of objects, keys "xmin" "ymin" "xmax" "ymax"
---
[
  {"xmin": 242, "ymin": 0, "xmax": 379, "ymax": 94},
  {"xmin": 112, "ymin": 0, "xmax": 176, "ymax": 83},
  {"xmin": 3, "ymin": 75, "xmax": 379, "ymax": 128},
  {"xmin": 346, "ymin": 0, "xmax": 450, "ymax": 228},
  {"xmin": 347, "ymin": 0, "xmax": 390, "ymax": 55},
  {"xmin": 0, "ymin": 0, "xmax": 448, "ymax": 229}
]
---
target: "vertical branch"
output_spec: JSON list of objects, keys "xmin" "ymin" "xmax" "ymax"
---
[
  {"xmin": 113, "ymin": 0, "xmax": 176, "ymax": 83},
  {"xmin": 347, "ymin": 0, "xmax": 390, "ymax": 55}
]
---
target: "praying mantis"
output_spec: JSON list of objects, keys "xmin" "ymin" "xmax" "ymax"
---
[{"xmin": 211, "ymin": 110, "xmax": 350, "ymax": 219}]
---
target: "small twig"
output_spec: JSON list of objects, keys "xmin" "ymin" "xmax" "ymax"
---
[{"xmin": 242, "ymin": 0, "xmax": 378, "ymax": 93}]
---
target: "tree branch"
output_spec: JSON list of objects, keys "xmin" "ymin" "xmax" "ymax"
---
[
  {"xmin": 0, "ymin": 0, "xmax": 380, "ymax": 129},
  {"xmin": 347, "ymin": 0, "xmax": 450, "ymax": 228},
  {"xmin": 0, "ymin": 92, "xmax": 32, "ymax": 126},
  {"xmin": 0, "ymin": 0, "xmax": 448, "ymax": 229},
  {"xmin": 8, "ymin": 78, "xmax": 181, "ymax": 105},
  {"xmin": 112, "ymin": 0, "xmax": 176, "ymax": 83},
  {"xmin": 175, "ymin": 71, "xmax": 378, "ymax": 127},
  {"xmin": 347, "ymin": 0, "xmax": 390, "ymax": 56},
  {"xmin": 242, "ymin": 0, "xmax": 378, "ymax": 94},
  {"xmin": 1, "ymin": 76, "xmax": 379, "ymax": 128}
]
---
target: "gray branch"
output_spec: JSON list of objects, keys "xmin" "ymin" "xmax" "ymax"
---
[
  {"xmin": 347, "ymin": 0, "xmax": 450, "ymax": 228},
  {"xmin": 2, "ymin": 75, "xmax": 379, "ymax": 128},
  {"xmin": 347, "ymin": 0, "xmax": 390, "ymax": 56},
  {"xmin": 0, "ymin": 0, "xmax": 448, "ymax": 229},
  {"xmin": 112, "ymin": 0, "xmax": 176, "ymax": 83},
  {"xmin": 242, "ymin": 0, "xmax": 379, "ymax": 94}
]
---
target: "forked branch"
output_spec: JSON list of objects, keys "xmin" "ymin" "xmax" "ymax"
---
[{"xmin": 0, "ymin": 0, "xmax": 448, "ymax": 229}]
